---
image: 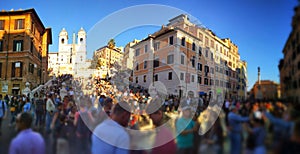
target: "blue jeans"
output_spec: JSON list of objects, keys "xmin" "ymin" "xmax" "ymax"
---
[
  {"xmin": 46, "ymin": 112, "xmax": 53, "ymax": 133},
  {"xmin": 230, "ymin": 132, "xmax": 242, "ymax": 154},
  {"xmin": 35, "ymin": 112, "xmax": 45, "ymax": 127}
]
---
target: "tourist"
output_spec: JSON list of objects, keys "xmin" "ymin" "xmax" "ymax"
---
[
  {"xmin": 92, "ymin": 102, "xmax": 131, "ymax": 154},
  {"xmin": 9, "ymin": 112, "xmax": 45, "ymax": 154}
]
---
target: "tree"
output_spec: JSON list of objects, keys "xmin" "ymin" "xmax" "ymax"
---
[
  {"xmin": 107, "ymin": 39, "xmax": 115, "ymax": 49},
  {"xmin": 89, "ymin": 52, "xmax": 101, "ymax": 69},
  {"xmin": 107, "ymin": 39, "xmax": 115, "ymax": 69}
]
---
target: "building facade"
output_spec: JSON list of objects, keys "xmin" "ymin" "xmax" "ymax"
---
[
  {"xmin": 250, "ymin": 80, "xmax": 279, "ymax": 101},
  {"xmin": 93, "ymin": 46, "xmax": 123, "ymax": 78},
  {"xmin": 0, "ymin": 8, "xmax": 52, "ymax": 96},
  {"xmin": 48, "ymin": 28, "xmax": 92, "ymax": 78},
  {"xmin": 279, "ymin": 3, "xmax": 300, "ymax": 103},
  {"xmin": 131, "ymin": 14, "xmax": 247, "ymax": 100},
  {"xmin": 122, "ymin": 39, "xmax": 139, "ymax": 70}
]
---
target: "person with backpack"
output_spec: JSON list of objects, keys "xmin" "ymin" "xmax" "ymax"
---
[
  {"xmin": 9, "ymin": 96, "xmax": 19, "ymax": 127},
  {"xmin": 74, "ymin": 97, "xmax": 95, "ymax": 154},
  {"xmin": 35, "ymin": 94, "xmax": 45, "ymax": 129},
  {"xmin": 0, "ymin": 94, "xmax": 8, "ymax": 136}
]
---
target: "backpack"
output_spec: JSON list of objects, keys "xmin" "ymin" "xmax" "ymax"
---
[
  {"xmin": 76, "ymin": 111, "xmax": 91, "ymax": 137},
  {"xmin": 35, "ymin": 99, "xmax": 44, "ymax": 114}
]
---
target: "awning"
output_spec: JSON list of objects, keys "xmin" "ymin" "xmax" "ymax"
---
[{"xmin": 12, "ymin": 87, "xmax": 20, "ymax": 90}]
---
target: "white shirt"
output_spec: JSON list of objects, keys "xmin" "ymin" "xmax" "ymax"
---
[{"xmin": 46, "ymin": 98, "xmax": 55, "ymax": 112}]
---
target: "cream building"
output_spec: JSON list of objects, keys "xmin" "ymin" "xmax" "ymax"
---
[
  {"xmin": 93, "ymin": 45, "xmax": 123, "ymax": 78},
  {"xmin": 122, "ymin": 39, "xmax": 140, "ymax": 70},
  {"xmin": 131, "ymin": 14, "xmax": 247, "ymax": 100}
]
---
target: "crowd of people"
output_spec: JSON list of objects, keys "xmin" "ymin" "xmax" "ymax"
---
[{"xmin": 0, "ymin": 73, "xmax": 300, "ymax": 154}]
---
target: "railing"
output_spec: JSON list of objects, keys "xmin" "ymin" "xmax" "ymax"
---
[{"xmin": 29, "ymin": 78, "xmax": 53, "ymax": 98}]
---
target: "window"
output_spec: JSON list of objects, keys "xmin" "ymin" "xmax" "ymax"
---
[
  {"xmin": 30, "ymin": 22, "xmax": 35, "ymax": 35},
  {"xmin": 135, "ymin": 48, "xmax": 140, "ymax": 56},
  {"xmin": 15, "ymin": 19, "xmax": 24, "ymax": 29},
  {"xmin": 169, "ymin": 36, "xmax": 174, "ymax": 45},
  {"xmin": 191, "ymin": 58, "xmax": 195, "ymax": 68},
  {"xmin": 192, "ymin": 43, "xmax": 196, "ymax": 51},
  {"xmin": 210, "ymin": 40, "xmax": 214, "ymax": 49},
  {"xmin": 144, "ymin": 45, "xmax": 148, "ymax": 53},
  {"xmin": 198, "ymin": 76, "xmax": 202, "ymax": 84},
  {"xmin": 61, "ymin": 38, "xmax": 65, "ymax": 44},
  {"xmin": 154, "ymin": 42, "xmax": 160, "ymax": 51},
  {"xmin": 0, "ymin": 20, "xmax": 4, "ymax": 30},
  {"xmin": 215, "ymin": 80, "xmax": 219, "ymax": 86},
  {"xmin": 12, "ymin": 62, "xmax": 23, "ymax": 77},
  {"xmin": 199, "ymin": 33, "xmax": 203, "ymax": 41},
  {"xmin": 198, "ymin": 63, "xmax": 202, "ymax": 71},
  {"xmin": 204, "ymin": 78, "xmax": 208, "ymax": 85},
  {"xmin": 199, "ymin": 47, "xmax": 202, "ymax": 56},
  {"xmin": 13, "ymin": 40, "xmax": 23, "ymax": 52},
  {"xmin": 168, "ymin": 72, "xmax": 172, "ymax": 80},
  {"xmin": 136, "ymin": 77, "xmax": 138, "ymax": 83},
  {"xmin": 210, "ymin": 79, "xmax": 214, "ymax": 85},
  {"xmin": 154, "ymin": 74, "xmax": 158, "ymax": 81},
  {"xmin": 181, "ymin": 37, "xmax": 185, "ymax": 46},
  {"xmin": 143, "ymin": 75, "xmax": 146, "ymax": 82},
  {"xmin": 180, "ymin": 55, "xmax": 185, "ymax": 65},
  {"xmin": 0, "ymin": 40, "xmax": 3, "ymax": 52},
  {"xmin": 28, "ymin": 63, "xmax": 34, "ymax": 74},
  {"xmin": 30, "ymin": 42, "xmax": 33, "ymax": 53},
  {"xmin": 211, "ymin": 67, "xmax": 214, "ymax": 74},
  {"xmin": 180, "ymin": 73, "xmax": 184, "ymax": 80},
  {"xmin": 37, "ymin": 68, "xmax": 41, "ymax": 77},
  {"xmin": 167, "ymin": 55, "xmax": 174, "ymax": 64},
  {"xmin": 205, "ymin": 36, "xmax": 209, "ymax": 47},
  {"xmin": 144, "ymin": 61, "xmax": 147, "ymax": 69},
  {"xmin": 211, "ymin": 53, "xmax": 214, "ymax": 61},
  {"xmin": 205, "ymin": 50, "xmax": 208, "ymax": 57},
  {"xmin": 219, "ymin": 68, "xmax": 223, "ymax": 74},
  {"xmin": 204, "ymin": 66, "xmax": 209, "ymax": 73},
  {"xmin": 220, "ymin": 81, "xmax": 223, "ymax": 87},
  {"xmin": 215, "ymin": 66, "xmax": 219, "ymax": 72},
  {"xmin": 220, "ymin": 46, "xmax": 222, "ymax": 53},
  {"xmin": 191, "ymin": 75, "xmax": 195, "ymax": 82},
  {"xmin": 136, "ymin": 63, "xmax": 139, "ymax": 70},
  {"xmin": 154, "ymin": 59, "xmax": 159, "ymax": 68}
]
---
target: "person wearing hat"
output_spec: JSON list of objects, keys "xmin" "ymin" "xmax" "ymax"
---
[{"xmin": 228, "ymin": 104, "xmax": 249, "ymax": 154}]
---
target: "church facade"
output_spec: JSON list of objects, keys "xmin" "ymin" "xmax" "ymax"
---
[{"xmin": 49, "ymin": 28, "xmax": 92, "ymax": 78}]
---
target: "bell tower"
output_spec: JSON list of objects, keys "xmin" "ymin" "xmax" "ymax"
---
[{"xmin": 59, "ymin": 28, "xmax": 68, "ymax": 51}]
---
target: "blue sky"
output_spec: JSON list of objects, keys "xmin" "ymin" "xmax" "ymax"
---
[{"xmin": 1, "ymin": 0, "xmax": 298, "ymax": 91}]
